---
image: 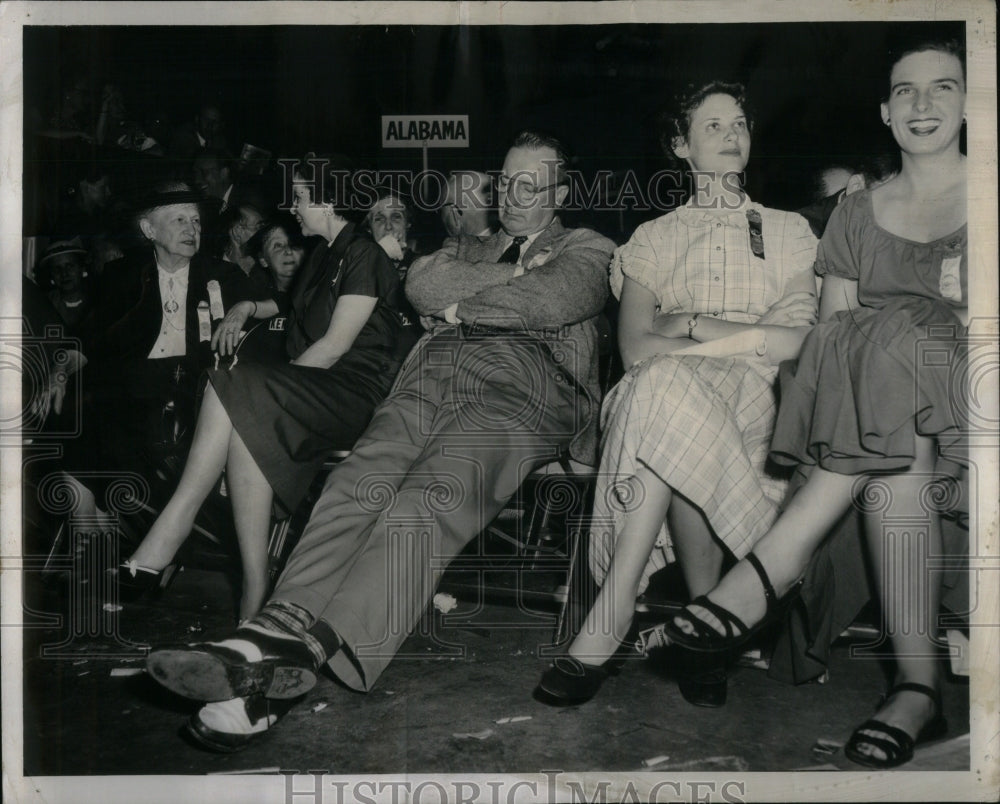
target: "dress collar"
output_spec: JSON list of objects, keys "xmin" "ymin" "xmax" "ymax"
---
[{"xmin": 676, "ymin": 194, "xmax": 756, "ymax": 228}]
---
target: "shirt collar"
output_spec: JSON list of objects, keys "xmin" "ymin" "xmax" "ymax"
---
[
  {"xmin": 677, "ymin": 194, "xmax": 756, "ymax": 227},
  {"xmin": 155, "ymin": 259, "xmax": 190, "ymax": 282},
  {"xmin": 502, "ymin": 228, "xmax": 544, "ymax": 253}
]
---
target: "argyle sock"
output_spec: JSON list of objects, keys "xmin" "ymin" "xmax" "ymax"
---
[{"xmin": 242, "ymin": 600, "xmax": 340, "ymax": 669}]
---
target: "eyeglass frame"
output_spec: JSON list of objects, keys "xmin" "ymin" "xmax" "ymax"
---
[{"xmin": 494, "ymin": 173, "xmax": 566, "ymax": 204}]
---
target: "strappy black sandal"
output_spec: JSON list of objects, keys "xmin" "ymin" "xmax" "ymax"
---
[
  {"xmin": 844, "ymin": 682, "xmax": 948, "ymax": 769},
  {"xmin": 664, "ymin": 552, "xmax": 800, "ymax": 654}
]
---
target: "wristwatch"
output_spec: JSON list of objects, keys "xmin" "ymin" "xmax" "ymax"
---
[{"xmin": 687, "ymin": 313, "xmax": 701, "ymax": 339}]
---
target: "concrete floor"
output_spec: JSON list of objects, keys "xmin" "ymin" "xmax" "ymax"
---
[{"xmin": 21, "ymin": 560, "xmax": 969, "ymax": 778}]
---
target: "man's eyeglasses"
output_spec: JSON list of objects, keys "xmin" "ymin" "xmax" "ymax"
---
[{"xmin": 495, "ymin": 174, "xmax": 563, "ymax": 205}]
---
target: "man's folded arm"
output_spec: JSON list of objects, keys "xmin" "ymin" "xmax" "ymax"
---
[
  {"xmin": 406, "ymin": 237, "xmax": 516, "ymax": 315},
  {"xmin": 456, "ymin": 234, "xmax": 614, "ymax": 329}
]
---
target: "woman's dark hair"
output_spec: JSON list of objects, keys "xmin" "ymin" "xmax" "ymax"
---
[
  {"xmin": 658, "ymin": 80, "xmax": 753, "ymax": 160},
  {"xmin": 293, "ymin": 151, "xmax": 355, "ymax": 211},
  {"xmin": 883, "ymin": 35, "xmax": 966, "ymax": 99}
]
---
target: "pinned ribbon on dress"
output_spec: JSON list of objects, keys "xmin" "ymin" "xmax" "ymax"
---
[{"xmin": 746, "ymin": 209, "xmax": 765, "ymax": 259}]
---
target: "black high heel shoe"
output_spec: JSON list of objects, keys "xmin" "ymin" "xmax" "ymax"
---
[
  {"xmin": 639, "ymin": 631, "xmax": 729, "ymax": 708},
  {"xmin": 665, "ymin": 552, "xmax": 801, "ymax": 654},
  {"xmin": 676, "ymin": 647, "xmax": 728, "ymax": 708},
  {"xmin": 844, "ymin": 682, "xmax": 948, "ymax": 769},
  {"xmin": 533, "ymin": 655, "xmax": 623, "ymax": 707}
]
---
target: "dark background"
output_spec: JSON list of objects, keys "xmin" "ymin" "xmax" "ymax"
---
[{"xmin": 23, "ymin": 20, "xmax": 963, "ymax": 241}]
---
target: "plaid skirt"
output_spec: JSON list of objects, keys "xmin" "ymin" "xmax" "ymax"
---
[{"xmin": 589, "ymin": 354, "xmax": 789, "ymax": 592}]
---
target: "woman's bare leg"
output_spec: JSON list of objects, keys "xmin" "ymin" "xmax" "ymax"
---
[
  {"xmin": 669, "ymin": 494, "xmax": 724, "ymax": 599},
  {"xmin": 225, "ymin": 428, "xmax": 274, "ymax": 620},
  {"xmin": 128, "ymin": 385, "xmax": 233, "ymax": 569},
  {"xmin": 568, "ymin": 466, "xmax": 671, "ymax": 664},
  {"xmin": 852, "ymin": 434, "xmax": 945, "ymax": 761},
  {"xmin": 674, "ymin": 466, "xmax": 856, "ymax": 636}
]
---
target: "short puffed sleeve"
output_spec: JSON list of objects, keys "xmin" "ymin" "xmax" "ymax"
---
[
  {"xmin": 336, "ymin": 239, "xmax": 386, "ymax": 299},
  {"xmin": 814, "ymin": 192, "xmax": 866, "ymax": 281},
  {"xmin": 609, "ymin": 217, "xmax": 670, "ymax": 304}
]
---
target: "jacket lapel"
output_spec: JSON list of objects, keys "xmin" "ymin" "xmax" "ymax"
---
[
  {"xmin": 521, "ymin": 217, "xmax": 563, "ymax": 266},
  {"xmin": 137, "ymin": 258, "xmax": 163, "ymax": 353}
]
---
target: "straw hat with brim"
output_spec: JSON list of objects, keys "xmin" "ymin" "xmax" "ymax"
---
[
  {"xmin": 39, "ymin": 237, "xmax": 89, "ymax": 265},
  {"xmin": 244, "ymin": 211, "xmax": 310, "ymax": 263}
]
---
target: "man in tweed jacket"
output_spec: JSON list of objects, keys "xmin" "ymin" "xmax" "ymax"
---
[{"xmin": 145, "ymin": 131, "xmax": 616, "ymax": 751}]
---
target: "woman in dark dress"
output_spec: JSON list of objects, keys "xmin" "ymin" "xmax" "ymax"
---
[
  {"xmin": 118, "ymin": 156, "xmax": 418, "ymax": 618},
  {"xmin": 665, "ymin": 38, "xmax": 969, "ymax": 769}
]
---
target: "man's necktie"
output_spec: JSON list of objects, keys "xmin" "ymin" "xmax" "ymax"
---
[{"xmin": 497, "ymin": 235, "xmax": 528, "ymax": 264}]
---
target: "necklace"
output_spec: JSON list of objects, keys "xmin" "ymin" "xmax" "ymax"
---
[
  {"xmin": 163, "ymin": 276, "xmax": 181, "ymax": 314},
  {"xmin": 161, "ymin": 276, "xmax": 185, "ymax": 331}
]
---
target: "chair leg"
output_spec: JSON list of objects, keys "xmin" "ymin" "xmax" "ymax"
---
[
  {"xmin": 266, "ymin": 518, "xmax": 293, "ymax": 584},
  {"xmin": 41, "ymin": 518, "xmax": 69, "ymax": 580},
  {"xmin": 554, "ymin": 524, "xmax": 599, "ymax": 646}
]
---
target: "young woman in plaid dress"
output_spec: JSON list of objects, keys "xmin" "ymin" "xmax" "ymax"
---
[{"xmin": 535, "ymin": 81, "xmax": 819, "ymax": 708}]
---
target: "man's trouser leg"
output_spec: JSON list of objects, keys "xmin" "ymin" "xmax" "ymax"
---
[{"xmin": 273, "ymin": 336, "xmax": 586, "ymax": 690}]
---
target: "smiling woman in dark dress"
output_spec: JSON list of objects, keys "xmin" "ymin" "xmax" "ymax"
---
[{"xmin": 117, "ymin": 155, "xmax": 418, "ymax": 618}]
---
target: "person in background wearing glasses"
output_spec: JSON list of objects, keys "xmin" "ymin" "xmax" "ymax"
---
[
  {"xmin": 440, "ymin": 170, "xmax": 495, "ymax": 239},
  {"xmin": 143, "ymin": 130, "xmax": 615, "ymax": 752}
]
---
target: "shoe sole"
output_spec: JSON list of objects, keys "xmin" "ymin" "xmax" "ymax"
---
[
  {"xmin": 533, "ymin": 686, "xmax": 589, "ymax": 707},
  {"xmin": 147, "ymin": 649, "xmax": 316, "ymax": 702},
  {"xmin": 185, "ymin": 718, "xmax": 255, "ymax": 753},
  {"xmin": 677, "ymin": 680, "xmax": 728, "ymax": 708}
]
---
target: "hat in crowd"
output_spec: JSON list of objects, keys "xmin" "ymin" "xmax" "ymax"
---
[
  {"xmin": 39, "ymin": 237, "xmax": 88, "ymax": 265},
  {"xmin": 131, "ymin": 182, "xmax": 206, "ymax": 219}
]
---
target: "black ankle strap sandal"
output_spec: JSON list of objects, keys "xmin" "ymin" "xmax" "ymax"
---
[
  {"xmin": 844, "ymin": 681, "xmax": 948, "ymax": 769},
  {"xmin": 664, "ymin": 552, "xmax": 800, "ymax": 654}
]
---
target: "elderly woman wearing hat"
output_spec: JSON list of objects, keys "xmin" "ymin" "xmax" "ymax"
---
[
  {"xmin": 117, "ymin": 158, "xmax": 419, "ymax": 620},
  {"xmin": 78, "ymin": 180, "xmax": 258, "ymax": 514}
]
